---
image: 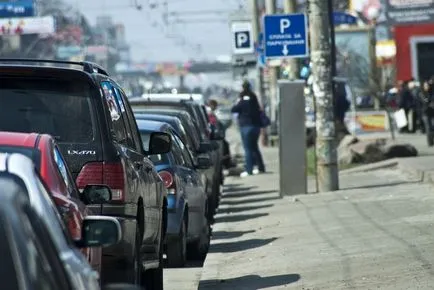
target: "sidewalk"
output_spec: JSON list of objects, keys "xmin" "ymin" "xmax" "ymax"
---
[{"xmin": 199, "ymin": 147, "xmax": 434, "ymax": 290}]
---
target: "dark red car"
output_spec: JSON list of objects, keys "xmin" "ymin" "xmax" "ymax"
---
[{"xmin": 0, "ymin": 131, "xmax": 103, "ymax": 274}]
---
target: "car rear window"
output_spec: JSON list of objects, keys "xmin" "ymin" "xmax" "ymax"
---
[
  {"xmin": 0, "ymin": 78, "xmax": 94, "ymax": 143},
  {"xmin": 139, "ymin": 131, "xmax": 170, "ymax": 165},
  {"xmin": 0, "ymin": 146, "xmax": 41, "ymax": 169}
]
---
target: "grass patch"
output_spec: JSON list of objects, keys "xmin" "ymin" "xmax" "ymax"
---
[{"xmin": 306, "ymin": 147, "xmax": 358, "ymax": 176}]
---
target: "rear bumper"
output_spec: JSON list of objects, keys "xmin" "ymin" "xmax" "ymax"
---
[
  {"xmin": 166, "ymin": 195, "xmax": 186, "ymax": 238},
  {"xmin": 87, "ymin": 204, "xmax": 138, "ymax": 265},
  {"xmin": 166, "ymin": 210, "xmax": 183, "ymax": 238},
  {"xmin": 101, "ymin": 216, "xmax": 137, "ymax": 268}
]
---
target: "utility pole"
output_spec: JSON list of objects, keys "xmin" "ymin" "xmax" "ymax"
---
[
  {"xmin": 265, "ymin": 0, "xmax": 278, "ymax": 135},
  {"xmin": 283, "ymin": 0, "xmax": 299, "ymax": 80},
  {"xmin": 308, "ymin": 0, "xmax": 339, "ymax": 192},
  {"xmin": 250, "ymin": 0, "xmax": 265, "ymax": 106},
  {"xmin": 251, "ymin": 0, "xmax": 268, "ymax": 146}
]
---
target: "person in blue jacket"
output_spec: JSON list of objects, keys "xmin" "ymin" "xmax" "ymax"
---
[{"xmin": 231, "ymin": 80, "xmax": 266, "ymax": 177}]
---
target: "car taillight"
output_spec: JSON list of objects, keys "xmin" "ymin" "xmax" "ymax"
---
[
  {"xmin": 76, "ymin": 162, "xmax": 125, "ymax": 201},
  {"xmin": 159, "ymin": 170, "xmax": 176, "ymax": 194}
]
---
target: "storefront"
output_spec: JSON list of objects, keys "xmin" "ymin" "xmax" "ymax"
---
[{"xmin": 395, "ymin": 23, "xmax": 434, "ymax": 82}]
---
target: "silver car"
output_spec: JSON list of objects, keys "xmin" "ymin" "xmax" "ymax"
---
[{"xmin": 0, "ymin": 153, "xmax": 127, "ymax": 290}]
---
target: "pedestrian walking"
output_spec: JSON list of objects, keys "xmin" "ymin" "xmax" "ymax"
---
[
  {"xmin": 398, "ymin": 80, "xmax": 416, "ymax": 133},
  {"xmin": 420, "ymin": 79, "xmax": 434, "ymax": 146},
  {"xmin": 231, "ymin": 80, "xmax": 266, "ymax": 177},
  {"xmin": 409, "ymin": 79, "xmax": 424, "ymax": 133},
  {"xmin": 333, "ymin": 82, "xmax": 351, "ymax": 135}
]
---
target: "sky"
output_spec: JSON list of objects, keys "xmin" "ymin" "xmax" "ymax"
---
[{"xmin": 63, "ymin": 0, "xmax": 246, "ymax": 63}]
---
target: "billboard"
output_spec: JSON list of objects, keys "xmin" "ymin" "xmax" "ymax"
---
[
  {"xmin": 385, "ymin": 0, "xmax": 434, "ymax": 25},
  {"xmin": 0, "ymin": 0, "xmax": 35, "ymax": 18},
  {"xmin": 0, "ymin": 16, "xmax": 55, "ymax": 35}
]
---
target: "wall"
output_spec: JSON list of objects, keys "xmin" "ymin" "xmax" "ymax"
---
[{"xmin": 395, "ymin": 23, "xmax": 434, "ymax": 81}]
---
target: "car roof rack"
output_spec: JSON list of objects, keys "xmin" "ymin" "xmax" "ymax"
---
[{"xmin": 0, "ymin": 58, "xmax": 109, "ymax": 76}]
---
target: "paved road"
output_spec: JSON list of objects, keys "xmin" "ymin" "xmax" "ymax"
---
[{"xmin": 199, "ymin": 147, "xmax": 434, "ymax": 290}]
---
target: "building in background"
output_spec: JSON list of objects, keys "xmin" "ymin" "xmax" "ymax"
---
[{"xmin": 389, "ymin": 1, "xmax": 434, "ymax": 82}]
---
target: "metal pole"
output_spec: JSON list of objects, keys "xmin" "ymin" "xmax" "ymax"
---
[
  {"xmin": 251, "ymin": 0, "xmax": 266, "ymax": 108},
  {"xmin": 283, "ymin": 0, "xmax": 299, "ymax": 80},
  {"xmin": 327, "ymin": 0, "xmax": 336, "ymax": 78},
  {"xmin": 251, "ymin": 0, "xmax": 269, "ymax": 146},
  {"xmin": 265, "ymin": 0, "xmax": 278, "ymax": 135},
  {"xmin": 308, "ymin": 0, "xmax": 339, "ymax": 192},
  {"xmin": 370, "ymin": 22, "xmax": 380, "ymax": 110}
]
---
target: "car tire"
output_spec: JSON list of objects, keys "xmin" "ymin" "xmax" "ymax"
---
[
  {"xmin": 166, "ymin": 219, "xmax": 187, "ymax": 268},
  {"xmin": 188, "ymin": 222, "xmax": 210, "ymax": 261},
  {"xmin": 143, "ymin": 232, "xmax": 164, "ymax": 290}
]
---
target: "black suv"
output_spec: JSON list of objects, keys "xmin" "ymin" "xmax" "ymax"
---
[
  {"xmin": 0, "ymin": 59, "xmax": 170, "ymax": 289},
  {"xmin": 130, "ymin": 98, "xmax": 224, "ymax": 220}
]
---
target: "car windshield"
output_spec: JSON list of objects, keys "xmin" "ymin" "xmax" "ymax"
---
[
  {"xmin": 0, "ymin": 146, "xmax": 41, "ymax": 169},
  {"xmin": 139, "ymin": 131, "xmax": 170, "ymax": 165},
  {"xmin": 0, "ymin": 78, "xmax": 94, "ymax": 143}
]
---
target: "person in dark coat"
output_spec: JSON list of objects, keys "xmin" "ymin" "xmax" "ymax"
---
[
  {"xmin": 420, "ymin": 79, "xmax": 434, "ymax": 146},
  {"xmin": 231, "ymin": 80, "xmax": 265, "ymax": 177},
  {"xmin": 398, "ymin": 80, "xmax": 416, "ymax": 133},
  {"xmin": 333, "ymin": 82, "xmax": 350, "ymax": 134}
]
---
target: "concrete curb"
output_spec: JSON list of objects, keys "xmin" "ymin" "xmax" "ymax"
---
[
  {"xmin": 396, "ymin": 158, "xmax": 434, "ymax": 183},
  {"xmin": 340, "ymin": 158, "xmax": 399, "ymax": 175}
]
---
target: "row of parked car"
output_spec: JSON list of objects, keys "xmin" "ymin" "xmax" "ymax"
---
[{"xmin": 0, "ymin": 59, "xmax": 226, "ymax": 289}]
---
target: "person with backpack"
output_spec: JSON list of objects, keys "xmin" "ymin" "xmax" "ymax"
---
[{"xmin": 231, "ymin": 80, "xmax": 266, "ymax": 177}]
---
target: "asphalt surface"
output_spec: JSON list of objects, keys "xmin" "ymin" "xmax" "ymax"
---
[
  {"xmin": 164, "ymin": 129, "xmax": 434, "ymax": 290},
  {"xmin": 199, "ymin": 147, "xmax": 434, "ymax": 289}
]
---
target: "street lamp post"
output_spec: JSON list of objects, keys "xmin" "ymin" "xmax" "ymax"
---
[{"xmin": 367, "ymin": 7, "xmax": 380, "ymax": 110}]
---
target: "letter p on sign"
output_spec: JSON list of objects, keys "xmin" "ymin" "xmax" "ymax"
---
[
  {"xmin": 235, "ymin": 31, "xmax": 250, "ymax": 49},
  {"xmin": 280, "ymin": 18, "xmax": 290, "ymax": 33}
]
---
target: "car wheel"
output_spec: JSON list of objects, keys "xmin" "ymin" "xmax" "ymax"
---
[
  {"xmin": 166, "ymin": 219, "xmax": 187, "ymax": 268},
  {"xmin": 144, "ymin": 232, "xmax": 164, "ymax": 290},
  {"xmin": 188, "ymin": 222, "xmax": 210, "ymax": 261}
]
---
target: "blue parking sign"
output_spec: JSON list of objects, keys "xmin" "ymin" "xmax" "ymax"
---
[{"xmin": 263, "ymin": 13, "xmax": 309, "ymax": 59}]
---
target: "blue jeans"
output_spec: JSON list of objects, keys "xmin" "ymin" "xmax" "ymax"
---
[{"xmin": 240, "ymin": 126, "xmax": 265, "ymax": 174}]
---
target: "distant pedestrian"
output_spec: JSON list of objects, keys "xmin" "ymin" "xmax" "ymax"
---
[
  {"xmin": 398, "ymin": 80, "xmax": 416, "ymax": 133},
  {"xmin": 231, "ymin": 80, "xmax": 265, "ymax": 177},
  {"xmin": 420, "ymin": 79, "xmax": 434, "ymax": 146},
  {"xmin": 207, "ymin": 99, "xmax": 234, "ymax": 169},
  {"xmin": 333, "ymin": 82, "xmax": 351, "ymax": 135}
]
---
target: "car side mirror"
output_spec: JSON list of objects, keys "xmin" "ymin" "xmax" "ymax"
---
[
  {"xmin": 148, "ymin": 132, "xmax": 171, "ymax": 155},
  {"xmin": 103, "ymin": 284, "xmax": 145, "ymax": 290},
  {"xmin": 81, "ymin": 184, "xmax": 112, "ymax": 205},
  {"xmin": 75, "ymin": 216, "xmax": 121, "ymax": 248},
  {"xmin": 198, "ymin": 142, "xmax": 212, "ymax": 153},
  {"xmin": 196, "ymin": 154, "xmax": 212, "ymax": 170}
]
